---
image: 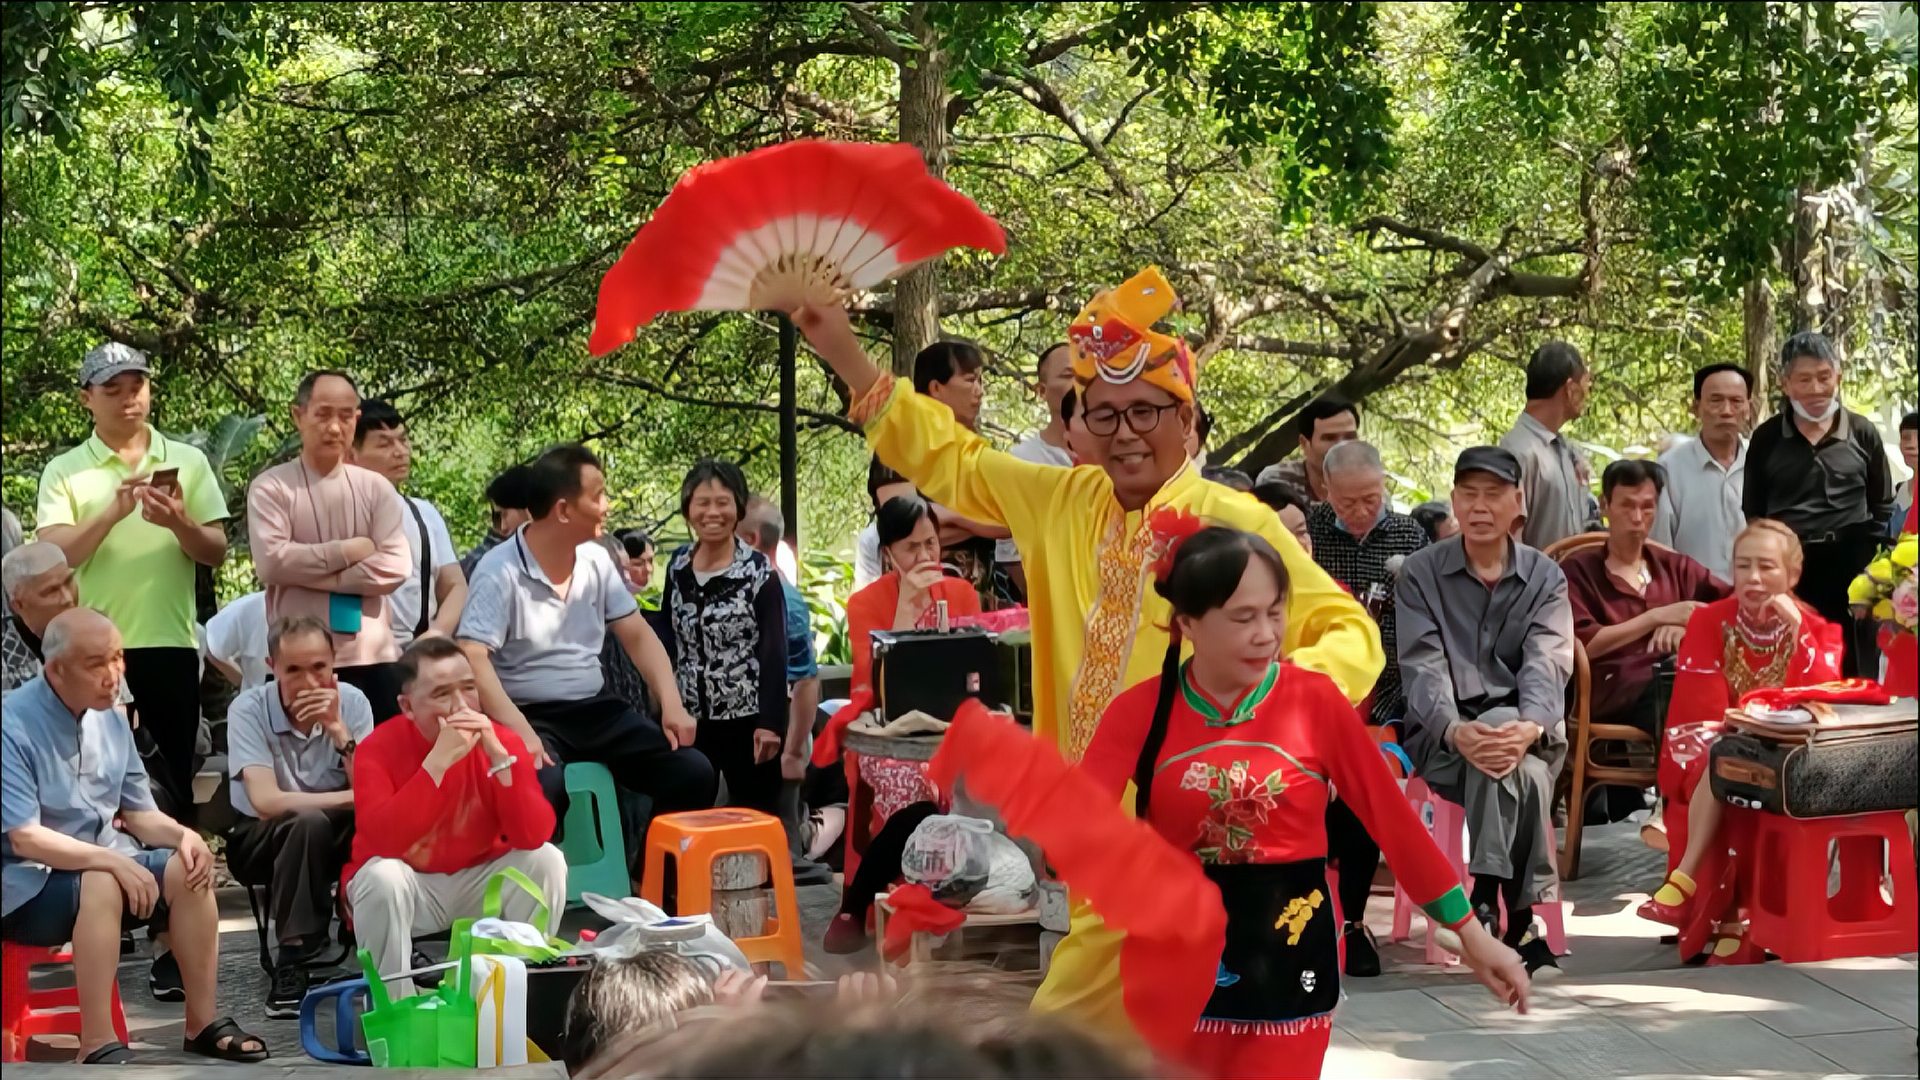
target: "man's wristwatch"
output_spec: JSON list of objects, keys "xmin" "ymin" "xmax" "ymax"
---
[{"xmin": 335, "ymin": 737, "xmax": 357, "ymax": 756}]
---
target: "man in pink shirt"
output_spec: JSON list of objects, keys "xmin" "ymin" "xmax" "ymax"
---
[{"xmin": 248, "ymin": 372, "xmax": 410, "ymax": 719}]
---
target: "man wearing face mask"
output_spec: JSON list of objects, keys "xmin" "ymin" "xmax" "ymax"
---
[
  {"xmin": 1743, "ymin": 332, "xmax": 1894, "ymax": 677},
  {"xmin": 790, "ymin": 267, "xmax": 1379, "ymax": 1040},
  {"xmin": 249, "ymin": 371, "xmax": 412, "ymax": 719}
]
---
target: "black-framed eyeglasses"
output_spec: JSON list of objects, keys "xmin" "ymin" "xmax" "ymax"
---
[{"xmin": 1082, "ymin": 402, "xmax": 1179, "ymax": 437}]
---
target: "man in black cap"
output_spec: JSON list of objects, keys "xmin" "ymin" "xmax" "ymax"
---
[
  {"xmin": 1393, "ymin": 446, "xmax": 1574, "ymax": 976},
  {"xmin": 460, "ymin": 464, "xmax": 535, "ymax": 580}
]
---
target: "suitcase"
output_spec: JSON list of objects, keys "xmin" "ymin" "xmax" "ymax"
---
[
  {"xmin": 870, "ymin": 628, "xmax": 1004, "ymax": 724},
  {"xmin": 1709, "ymin": 702, "xmax": 1919, "ymax": 818}
]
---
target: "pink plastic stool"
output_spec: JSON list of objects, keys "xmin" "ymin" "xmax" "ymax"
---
[{"xmin": 1390, "ymin": 778, "xmax": 1568, "ymax": 963}]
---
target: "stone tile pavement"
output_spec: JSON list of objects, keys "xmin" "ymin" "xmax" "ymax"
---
[{"xmin": 13, "ymin": 821, "xmax": 1917, "ymax": 1077}]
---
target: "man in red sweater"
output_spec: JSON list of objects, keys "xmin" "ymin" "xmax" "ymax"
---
[{"xmin": 344, "ymin": 635, "xmax": 563, "ymax": 995}]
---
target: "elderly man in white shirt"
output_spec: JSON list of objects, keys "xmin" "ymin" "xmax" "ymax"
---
[{"xmin": 1652, "ymin": 364, "xmax": 1751, "ymax": 578}]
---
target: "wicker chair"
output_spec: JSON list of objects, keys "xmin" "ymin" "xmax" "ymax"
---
[{"xmin": 1543, "ymin": 531, "xmax": 1663, "ymax": 880}]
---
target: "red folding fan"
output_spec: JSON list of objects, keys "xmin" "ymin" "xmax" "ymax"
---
[{"xmin": 589, "ymin": 140, "xmax": 1007, "ymax": 356}]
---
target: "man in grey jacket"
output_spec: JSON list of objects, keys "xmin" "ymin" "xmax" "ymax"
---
[{"xmin": 1396, "ymin": 446, "xmax": 1574, "ymax": 976}]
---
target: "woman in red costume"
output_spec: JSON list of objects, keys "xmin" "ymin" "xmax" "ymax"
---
[
  {"xmin": 932, "ymin": 522, "xmax": 1527, "ymax": 1079},
  {"xmin": 1637, "ymin": 520, "xmax": 1845, "ymax": 961},
  {"xmin": 818, "ymin": 494, "xmax": 980, "ymax": 952}
]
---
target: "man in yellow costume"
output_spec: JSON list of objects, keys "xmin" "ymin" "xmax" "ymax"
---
[{"xmin": 790, "ymin": 268, "xmax": 1382, "ymax": 1038}]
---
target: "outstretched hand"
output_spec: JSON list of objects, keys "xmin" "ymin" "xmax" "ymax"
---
[{"xmin": 1457, "ymin": 919, "xmax": 1531, "ymax": 1014}]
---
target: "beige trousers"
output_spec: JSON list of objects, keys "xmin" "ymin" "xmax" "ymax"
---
[{"xmin": 347, "ymin": 843, "xmax": 567, "ymax": 997}]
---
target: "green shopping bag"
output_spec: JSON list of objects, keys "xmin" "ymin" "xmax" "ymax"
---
[
  {"xmin": 357, "ymin": 935, "xmax": 478, "ymax": 1069},
  {"xmin": 451, "ymin": 866, "xmax": 572, "ymax": 964}
]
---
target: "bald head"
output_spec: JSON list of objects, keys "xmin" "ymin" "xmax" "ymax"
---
[
  {"xmin": 42, "ymin": 608, "xmax": 124, "ymax": 713},
  {"xmin": 44, "ymin": 607, "xmax": 114, "ymax": 660},
  {"xmin": 2, "ymin": 542, "xmax": 76, "ymax": 635},
  {"xmin": 739, "ymin": 496, "xmax": 784, "ymax": 555}
]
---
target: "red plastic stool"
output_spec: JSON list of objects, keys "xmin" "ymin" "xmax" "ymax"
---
[
  {"xmin": 1745, "ymin": 810, "xmax": 1917, "ymax": 964},
  {"xmin": 1, "ymin": 942, "xmax": 132, "ymax": 1061}
]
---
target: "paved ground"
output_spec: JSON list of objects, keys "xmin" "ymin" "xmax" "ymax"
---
[{"xmin": 15, "ymin": 820, "xmax": 1918, "ymax": 1077}]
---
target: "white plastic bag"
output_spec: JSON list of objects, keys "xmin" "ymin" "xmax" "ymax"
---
[
  {"xmin": 969, "ymin": 830, "xmax": 1037, "ymax": 915},
  {"xmin": 576, "ymin": 893, "xmax": 752, "ymax": 976}
]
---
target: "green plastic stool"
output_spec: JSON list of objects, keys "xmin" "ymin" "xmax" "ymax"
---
[{"xmin": 560, "ymin": 763, "xmax": 629, "ymax": 904}]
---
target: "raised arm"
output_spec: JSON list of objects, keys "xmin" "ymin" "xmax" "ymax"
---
[{"xmin": 791, "ymin": 301, "xmax": 1069, "ymax": 542}]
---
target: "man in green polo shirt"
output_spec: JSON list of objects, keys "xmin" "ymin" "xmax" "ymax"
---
[{"xmin": 34, "ymin": 343, "xmax": 228, "ymax": 823}]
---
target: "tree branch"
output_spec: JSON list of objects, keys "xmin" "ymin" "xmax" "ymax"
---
[{"xmin": 585, "ymin": 373, "xmax": 860, "ymax": 434}]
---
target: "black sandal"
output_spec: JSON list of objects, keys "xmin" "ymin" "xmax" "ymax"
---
[
  {"xmin": 81, "ymin": 1042, "xmax": 134, "ymax": 1065},
  {"xmin": 182, "ymin": 1017, "xmax": 269, "ymax": 1063}
]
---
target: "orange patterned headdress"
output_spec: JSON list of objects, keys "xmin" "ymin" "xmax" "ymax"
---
[{"xmin": 1068, "ymin": 266, "xmax": 1196, "ymax": 403}]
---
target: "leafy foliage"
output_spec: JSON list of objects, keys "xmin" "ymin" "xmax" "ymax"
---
[{"xmin": 1, "ymin": 1, "xmax": 1913, "ymax": 620}]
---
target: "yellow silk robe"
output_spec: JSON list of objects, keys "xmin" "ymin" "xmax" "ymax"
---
[{"xmin": 863, "ymin": 378, "xmax": 1385, "ymax": 1036}]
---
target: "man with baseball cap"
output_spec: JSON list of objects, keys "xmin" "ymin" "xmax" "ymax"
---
[
  {"xmin": 1393, "ymin": 446, "xmax": 1574, "ymax": 977},
  {"xmin": 34, "ymin": 343, "xmax": 228, "ymax": 818}
]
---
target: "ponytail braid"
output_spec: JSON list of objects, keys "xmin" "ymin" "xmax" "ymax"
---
[{"xmin": 1131, "ymin": 631, "xmax": 1184, "ymax": 820}]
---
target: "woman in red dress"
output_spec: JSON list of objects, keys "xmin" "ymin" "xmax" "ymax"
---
[
  {"xmin": 933, "ymin": 523, "xmax": 1527, "ymax": 1079},
  {"xmin": 818, "ymin": 495, "xmax": 981, "ymax": 952},
  {"xmin": 1637, "ymin": 520, "xmax": 1844, "ymax": 961}
]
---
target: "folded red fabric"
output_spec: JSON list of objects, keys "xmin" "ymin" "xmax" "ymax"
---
[
  {"xmin": 1738, "ymin": 679, "xmax": 1893, "ymax": 712},
  {"xmin": 880, "ymin": 883, "xmax": 968, "ymax": 962}
]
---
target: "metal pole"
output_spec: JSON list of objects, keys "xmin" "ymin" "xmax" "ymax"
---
[{"xmin": 778, "ymin": 314, "xmax": 799, "ymax": 550}]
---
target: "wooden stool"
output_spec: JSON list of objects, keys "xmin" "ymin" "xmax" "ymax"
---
[
  {"xmin": 1, "ymin": 942, "xmax": 132, "ymax": 1061},
  {"xmin": 641, "ymin": 809, "xmax": 806, "ymax": 978},
  {"xmin": 873, "ymin": 893, "xmax": 1041, "ymax": 967},
  {"xmin": 1745, "ymin": 810, "xmax": 1918, "ymax": 963}
]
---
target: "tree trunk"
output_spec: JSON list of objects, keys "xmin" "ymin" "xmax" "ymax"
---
[
  {"xmin": 1743, "ymin": 275, "xmax": 1777, "ymax": 415},
  {"xmin": 891, "ymin": 2, "xmax": 949, "ymax": 372}
]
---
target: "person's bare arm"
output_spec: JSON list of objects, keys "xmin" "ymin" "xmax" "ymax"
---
[
  {"xmin": 239, "ymin": 767, "xmax": 354, "ymax": 818},
  {"xmin": 611, "ymin": 613, "xmax": 696, "ymax": 748},
  {"xmin": 787, "ymin": 676, "xmax": 820, "ymax": 760},
  {"xmin": 428, "ymin": 564, "xmax": 468, "ymax": 636},
  {"xmin": 6, "ymin": 824, "xmax": 129, "ymax": 872},
  {"xmin": 1583, "ymin": 610, "xmax": 1660, "ymax": 660},
  {"xmin": 933, "ymin": 503, "xmax": 1011, "ymax": 542},
  {"xmin": 37, "ymin": 478, "xmax": 143, "ymax": 568},
  {"xmin": 206, "ymin": 654, "xmax": 245, "ymax": 687},
  {"xmin": 117, "ymin": 807, "xmax": 193, "ymax": 850}
]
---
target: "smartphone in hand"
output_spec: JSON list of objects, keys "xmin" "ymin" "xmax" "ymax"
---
[{"xmin": 147, "ymin": 466, "xmax": 181, "ymax": 497}]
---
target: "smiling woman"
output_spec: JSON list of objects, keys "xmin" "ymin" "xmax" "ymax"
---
[{"xmin": 660, "ymin": 458, "xmax": 789, "ymax": 814}]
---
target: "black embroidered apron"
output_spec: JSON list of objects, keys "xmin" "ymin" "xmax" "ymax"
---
[{"xmin": 1198, "ymin": 859, "xmax": 1340, "ymax": 1035}]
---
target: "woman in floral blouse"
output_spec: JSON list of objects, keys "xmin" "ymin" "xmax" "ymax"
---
[{"xmin": 659, "ymin": 459, "xmax": 789, "ymax": 813}]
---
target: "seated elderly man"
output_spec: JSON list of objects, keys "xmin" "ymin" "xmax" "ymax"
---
[
  {"xmin": 346, "ymin": 635, "xmax": 564, "ymax": 996},
  {"xmin": 1563, "ymin": 460, "xmax": 1727, "ymax": 738},
  {"xmin": 3, "ymin": 541, "xmax": 80, "ymax": 691},
  {"xmin": 1396, "ymin": 447, "xmax": 1574, "ymax": 977},
  {"xmin": 226, "ymin": 614, "xmax": 375, "ymax": 1018},
  {"xmin": 2, "ymin": 609, "xmax": 267, "ymax": 1063}
]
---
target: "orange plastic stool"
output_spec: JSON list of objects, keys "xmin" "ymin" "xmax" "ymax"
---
[
  {"xmin": 642, "ymin": 809, "xmax": 807, "ymax": 978},
  {"xmin": 1745, "ymin": 810, "xmax": 1917, "ymax": 963},
  {"xmin": 2, "ymin": 942, "xmax": 132, "ymax": 1061}
]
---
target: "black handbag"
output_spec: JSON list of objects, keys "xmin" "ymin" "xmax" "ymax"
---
[{"xmin": 1709, "ymin": 704, "xmax": 1919, "ymax": 819}]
